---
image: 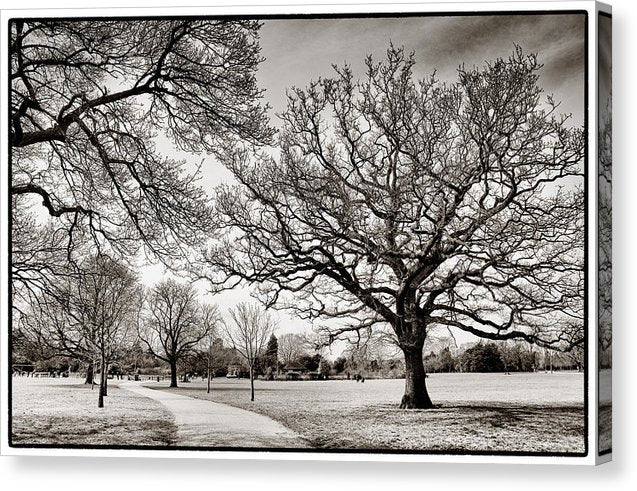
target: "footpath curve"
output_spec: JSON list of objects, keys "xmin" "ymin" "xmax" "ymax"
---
[{"xmin": 122, "ymin": 382, "xmax": 307, "ymax": 448}]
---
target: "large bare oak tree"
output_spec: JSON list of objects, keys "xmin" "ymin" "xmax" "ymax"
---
[{"xmin": 201, "ymin": 46, "xmax": 585, "ymax": 408}]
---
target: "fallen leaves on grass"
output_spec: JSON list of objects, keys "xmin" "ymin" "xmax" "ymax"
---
[
  {"xmin": 11, "ymin": 378, "xmax": 176, "ymax": 446},
  {"xmin": 154, "ymin": 375, "xmax": 585, "ymax": 453}
]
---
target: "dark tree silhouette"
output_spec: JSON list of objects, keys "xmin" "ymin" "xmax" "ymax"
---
[
  {"xmin": 263, "ymin": 333, "xmax": 279, "ymax": 377},
  {"xmin": 139, "ymin": 279, "xmax": 218, "ymax": 388},
  {"xmin": 10, "ymin": 19, "xmax": 273, "ymax": 302},
  {"xmin": 11, "ymin": 197, "xmax": 77, "ymax": 312},
  {"xmin": 461, "ymin": 343, "xmax": 505, "ymax": 373},
  {"xmin": 201, "ymin": 46, "xmax": 585, "ymax": 408}
]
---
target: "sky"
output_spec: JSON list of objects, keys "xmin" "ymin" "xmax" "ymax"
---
[
  {"xmin": 257, "ymin": 14, "xmax": 585, "ymax": 125},
  {"xmin": 142, "ymin": 13, "xmax": 587, "ymax": 355},
  {"xmin": 599, "ymin": 14, "xmax": 612, "ymax": 125}
]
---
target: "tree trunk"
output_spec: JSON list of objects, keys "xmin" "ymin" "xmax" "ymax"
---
[
  {"xmin": 98, "ymin": 358, "xmax": 106, "ymax": 408},
  {"xmin": 169, "ymin": 359, "xmax": 178, "ymax": 388},
  {"xmin": 84, "ymin": 363, "xmax": 93, "ymax": 385},
  {"xmin": 400, "ymin": 345, "xmax": 434, "ymax": 409},
  {"xmin": 250, "ymin": 365, "xmax": 255, "ymax": 402},
  {"xmin": 207, "ymin": 357, "xmax": 211, "ymax": 394},
  {"xmin": 103, "ymin": 363, "xmax": 108, "ymax": 396}
]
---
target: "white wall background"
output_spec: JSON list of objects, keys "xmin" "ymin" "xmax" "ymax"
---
[{"xmin": 1, "ymin": 0, "xmax": 634, "ymax": 489}]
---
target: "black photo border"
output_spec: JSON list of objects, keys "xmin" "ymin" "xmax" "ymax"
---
[{"xmin": 6, "ymin": 8, "xmax": 590, "ymax": 459}]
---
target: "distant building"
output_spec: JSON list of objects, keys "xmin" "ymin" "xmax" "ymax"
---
[{"xmin": 226, "ymin": 364, "xmax": 248, "ymax": 378}]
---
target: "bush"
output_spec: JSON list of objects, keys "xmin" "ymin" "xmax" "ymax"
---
[
  {"xmin": 460, "ymin": 343, "xmax": 505, "ymax": 372},
  {"xmin": 332, "ymin": 356, "xmax": 347, "ymax": 373}
]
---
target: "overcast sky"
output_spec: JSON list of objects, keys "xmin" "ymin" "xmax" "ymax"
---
[
  {"xmin": 145, "ymin": 13, "xmax": 587, "ymax": 353},
  {"xmin": 599, "ymin": 14, "xmax": 612, "ymax": 124},
  {"xmin": 258, "ymin": 14, "xmax": 585, "ymax": 125}
]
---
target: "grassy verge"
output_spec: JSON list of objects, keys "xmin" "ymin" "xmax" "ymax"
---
[
  {"xmin": 12, "ymin": 378, "xmax": 176, "ymax": 446},
  {"xmin": 598, "ymin": 403, "xmax": 612, "ymax": 452},
  {"xmin": 153, "ymin": 376, "xmax": 585, "ymax": 453}
]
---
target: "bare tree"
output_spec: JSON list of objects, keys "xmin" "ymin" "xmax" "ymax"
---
[
  {"xmin": 201, "ymin": 46, "xmax": 585, "ymax": 408},
  {"xmin": 223, "ymin": 303, "xmax": 275, "ymax": 401},
  {"xmin": 21, "ymin": 254, "xmax": 140, "ymax": 407},
  {"xmin": 139, "ymin": 279, "xmax": 215, "ymax": 388},
  {"xmin": 10, "ymin": 19, "xmax": 273, "ymax": 299},
  {"xmin": 200, "ymin": 304, "xmax": 223, "ymax": 393},
  {"xmin": 277, "ymin": 333, "xmax": 308, "ymax": 365},
  {"xmin": 598, "ymin": 96, "xmax": 612, "ymax": 367}
]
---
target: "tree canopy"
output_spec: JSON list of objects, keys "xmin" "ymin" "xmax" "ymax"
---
[
  {"xmin": 139, "ymin": 278, "xmax": 219, "ymax": 387},
  {"xmin": 10, "ymin": 19, "xmax": 273, "ymax": 302}
]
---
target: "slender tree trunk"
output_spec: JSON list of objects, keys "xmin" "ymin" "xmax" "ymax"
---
[
  {"xmin": 103, "ymin": 363, "xmax": 108, "ymax": 397},
  {"xmin": 98, "ymin": 357, "xmax": 106, "ymax": 408},
  {"xmin": 400, "ymin": 345, "xmax": 434, "ymax": 409},
  {"xmin": 250, "ymin": 365, "xmax": 255, "ymax": 402},
  {"xmin": 169, "ymin": 359, "xmax": 178, "ymax": 388},
  {"xmin": 207, "ymin": 356, "xmax": 211, "ymax": 394},
  {"xmin": 84, "ymin": 363, "xmax": 93, "ymax": 385}
]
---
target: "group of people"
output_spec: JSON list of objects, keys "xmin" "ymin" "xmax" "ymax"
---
[{"xmin": 347, "ymin": 372, "xmax": 365, "ymax": 383}]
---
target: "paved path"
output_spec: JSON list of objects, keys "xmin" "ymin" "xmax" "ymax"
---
[{"xmin": 121, "ymin": 382, "xmax": 307, "ymax": 448}]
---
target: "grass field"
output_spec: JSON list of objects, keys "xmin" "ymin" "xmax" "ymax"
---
[
  {"xmin": 598, "ymin": 368, "xmax": 612, "ymax": 452},
  {"xmin": 153, "ymin": 372, "xmax": 585, "ymax": 453},
  {"xmin": 11, "ymin": 377, "xmax": 176, "ymax": 446}
]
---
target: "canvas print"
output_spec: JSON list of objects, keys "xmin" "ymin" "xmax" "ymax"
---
[
  {"xmin": 9, "ymin": 12, "xmax": 588, "ymax": 455},
  {"xmin": 597, "ymin": 10, "xmax": 612, "ymax": 456}
]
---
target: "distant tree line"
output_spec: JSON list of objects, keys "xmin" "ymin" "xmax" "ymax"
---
[
  {"xmin": 427, "ymin": 342, "xmax": 583, "ymax": 374},
  {"xmin": 325, "ymin": 340, "xmax": 584, "ymax": 378}
]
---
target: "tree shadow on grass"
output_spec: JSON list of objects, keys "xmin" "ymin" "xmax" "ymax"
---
[{"xmin": 371, "ymin": 402, "xmax": 584, "ymax": 432}]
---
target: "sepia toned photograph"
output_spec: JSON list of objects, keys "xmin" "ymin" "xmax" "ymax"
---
[{"xmin": 8, "ymin": 10, "xmax": 589, "ymax": 456}]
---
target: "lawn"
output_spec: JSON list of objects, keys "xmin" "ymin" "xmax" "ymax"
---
[
  {"xmin": 152, "ymin": 372, "xmax": 585, "ymax": 453},
  {"xmin": 11, "ymin": 376, "xmax": 176, "ymax": 446},
  {"xmin": 598, "ymin": 368, "xmax": 612, "ymax": 452}
]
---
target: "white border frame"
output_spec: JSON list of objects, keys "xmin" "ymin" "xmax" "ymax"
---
[{"xmin": 0, "ymin": 0, "xmax": 607, "ymax": 465}]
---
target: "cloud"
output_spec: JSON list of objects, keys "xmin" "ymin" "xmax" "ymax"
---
[{"xmin": 259, "ymin": 14, "xmax": 586, "ymax": 123}]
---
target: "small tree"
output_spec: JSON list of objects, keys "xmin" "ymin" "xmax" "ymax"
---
[
  {"xmin": 263, "ymin": 334, "xmax": 279, "ymax": 379},
  {"xmin": 319, "ymin": 358, "xmax": 332, "ymax": 379},
  {"xmin": 277, "ymin": 333, "xmax": 307, "ymax": 365},
  {"xmin": 200, "ymin": 306, "xmax": 223, "ymax": 393},
  {"xmin": 223, "ymin": 303, "xmax": 275, "ymax": 401},
  {"xmin": 21, "ymin": 255, "xmax": 140, "ymax": 407},
  {"xmin": 139, "ymin": 279, "xmax": 217, "ymax": 387},
  {"xmin": 461, "ymin": 343, "xmax": 505, "ymax": 373},
  {"xmin": 332, "ymin": 356, "xmax": 347, "ymax": 374}
]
